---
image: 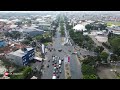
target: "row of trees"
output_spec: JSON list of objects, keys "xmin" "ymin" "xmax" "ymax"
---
[
  {"xmin": 85, "ymin": 23, "xmax": 107, "ymax": 31},
  {"xmin": 82, "ymin": 64, "xmax": 98, "ymax": 79},
  {"xmin": 60, "ymin": 19, "xmax": 65, "ymax": 37},
  {"xmin": 4, "ymin": 31, "xmax": 22, "ymax": 39},
  {"xmin": 69, "ymin": 29, "xmax": 95, "ymax": 51},
  {"xmin": 10, "ymin": 66, "xmax": 32, "ymax": 79},
  {"xmin": 34, "ymin": 33, "xmax": 52, "ymax": 43}
]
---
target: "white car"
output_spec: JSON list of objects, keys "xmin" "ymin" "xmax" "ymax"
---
[
  {"xmin": 54, "ymin": 67, "xmax": 56, "ymax": 70},
  {"xmin": 59, "ymin": 60, "xmax": 62, "ymax": 65},
  {"xmin": 52, "ymin": 75, "xmax": 56, "ymax": 79},
  {"xmin": 59, "ymin": 65, "xmax": 61, "ymax": 68},
  {"xmin": 72, "ymin": 52, "xmax": 77, "ymax": 54},
  {"xmin": 53, "ymin": 56, "xmax": 55, "ymax": 60}
]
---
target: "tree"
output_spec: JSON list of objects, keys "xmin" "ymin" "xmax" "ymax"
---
[
  {"xmin": 82, "ymin": 56, "xmax": 96, "ymax": 66},
  {"xmin": 8, "ymin": 31, "xmax": 22, "ymax": 39},
  {"xmin": 110, "ymin": 54, "xmax": 118, "ymax": 61},
  {"xmin": 100, "ymin": 52, "xmax": 109, "ymax": 63},
  {"xmin": 83, "ymin": 74, "xmax": 98, "ymax": 79},
  {"xmin": 22, "ymin": 66, "xmax": 32, "ymax": 79},
  {"xmin": 26, "ymin": 36, "xmax": 33, "ymax": 41},
  {"xmin": 94, "ymin": 46, "xmax": 104, "ymax": 54},
  {"xmin": 21, "ymin": 40, "xmax": 30, "ymax": 45},
  {"xmin": 109, "ymin": 36, "xmax": 120, "ymax": 56},
  {"xmin": 35, "ymin": 35, "xmax": 43, "ymax": 41},
  {"xmin": 85, "ymin": 24, "xmax": 92, "ymax": 31}
]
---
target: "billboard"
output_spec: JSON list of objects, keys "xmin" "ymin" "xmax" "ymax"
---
[
  {"xmin": 41, "ymin": 44, "xmax": 45, "ymax": 54},
  {"xmin": 64, "ymin": 55, "xmax": 70, "ymax": 63}
]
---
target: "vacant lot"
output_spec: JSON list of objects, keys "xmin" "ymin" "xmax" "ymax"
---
[
  {"xmin": 106, "ymin": 21, "xmax": 120, "ymax": 26},
  {"xmin": 97, "ymin": 66, "xmax": 116, "ymax": 79}
]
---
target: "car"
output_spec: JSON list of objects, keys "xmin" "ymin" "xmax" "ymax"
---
[
  {"xmin": 47, "ymin": 64, "xmax": 49, "ymax": 68},
  {"xmin": 58, "ymin": 49, "xmax": 62, "ymax": 52},
  {"xmin": 59, "ymin": 64, "xmax": 61, "ymax": 68},
  {"xmin": 59, "ymin": 69, "xmax": 62, "ymax": 73},
  {"xmin": 56, "ymin": 74, "xmax": 59, "ymax": 79},
  {"xmin": 59, "ymin": 60, "xmax": 62, "ymax": 65},
  {"xmin": 52, "ymin": 75, "xmax": 56, "ymax": 79},
  {"xmin": 54, "ymin": 61, "xmax": 57, "ymax": 64},
  {"xmin": 54, "ymin": 64, "xmax": 56, "ymax": 66},
  {"xmin": 53, "ymin": 70, "xmax": 56, "ymax": 74},
  {"xmin": 54, "ymin": 66, "xmax": 56, "ymax": 70},
  {"xmin": 56, "ymin": 70, "xmax": 59, "ymax": 74},
  {"xmin": 72, "ymin": 52, "xmax": 77, "ymax": 54},
  {"xmin": 48, "ymin": 60, "xmax": 50, "ymax": 62},
  {"xmin": 52, "ymin": 59, "xmax": 54, "ymax": 62},
  {"xmin": 61, "ymin": 58, "xmax": 64, "ymax": 61},
  {"xmin": 53, "ymin": 56, "xmax": 55, "ymax": 60}
]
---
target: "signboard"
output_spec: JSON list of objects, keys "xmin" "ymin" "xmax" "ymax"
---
[
  {"xmin": 41, "ymin": 44, "xmax": 45, "ymax": 54},
  {"xmin": 64, "ymin": 55, "xmax": 70, "ymax": 63}
]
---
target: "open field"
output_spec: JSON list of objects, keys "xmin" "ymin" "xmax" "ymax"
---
[{"xmin": 106, "ymin": 21, "xmax": 120, "ymax": 26}]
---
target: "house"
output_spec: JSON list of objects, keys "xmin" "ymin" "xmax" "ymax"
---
[{"xmin": 5, "ymin": 47, "xmax": 35, "ymax": 66}]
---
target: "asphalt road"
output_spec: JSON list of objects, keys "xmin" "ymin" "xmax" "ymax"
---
[
  {"xmin": 41, "ymin": 27, "xmax": 65, "ymax": 79},
  {"xmin": 41, "ymin": 22, "xmax": 82, "ymax": 79},
  {"xmin": 63, "ymin": 23, "xmax": 82, "ymax": 79}
]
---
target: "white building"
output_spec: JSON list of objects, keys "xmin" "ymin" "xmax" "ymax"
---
[{"xmin": 73, "ymin": 24, "xmax": 87, "ymax": 32}]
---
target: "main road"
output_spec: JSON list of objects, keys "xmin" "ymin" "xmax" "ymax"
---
[{"xmin": 41, "ymin": 21, "xmax": 82, "ymax": 79}]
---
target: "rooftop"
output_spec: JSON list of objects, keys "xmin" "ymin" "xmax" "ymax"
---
[{"xmin": 8, "ymin": 47, "xmax": 33, "ymax": 57}]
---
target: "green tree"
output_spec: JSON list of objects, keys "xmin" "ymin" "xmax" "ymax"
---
[
  {"xmin": 100, "ymin": 52, "xmax": 109, "ymax": 63},
  {"xmin": 22, "ymin": 66, "xmax": 32, "ymax": 79},
  {"xmin": 21, "ymin": 40, "xmax": 30, "ymax": 45},
  {"xmin": 109, "ymin": 36, "xmax": 120, "ymax": 56},
  {"xmin": 110, "ymin": 54, "xmax": 119, "ymax": 61},
  {"xmin": 83, "ymin": 74, "xmax": 98, "ymax": 79},
  {"xmin": 94, "ymin": 46, "xmax": 104, "ymax": 54},
  {"xmin": 85, "ymin": 24, "xmax": 92, "ymax": 31}
]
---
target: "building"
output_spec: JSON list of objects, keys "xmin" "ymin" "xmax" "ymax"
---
[
  {"xmin": 73, "ymin": 24, "xmax": 87, "ymax": 32},
  {"xmin": 11, "ymin": 28, "xmax": 45, "ymax": 37},
  {"xmin": 107, "ymin": 26, "xmax": 120, "ymax": 35},
  {"xmin": 5, "ymin": 47, "xmax": 35, "ymax": 66}
]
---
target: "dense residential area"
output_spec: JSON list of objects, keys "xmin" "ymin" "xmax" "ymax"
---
[{"xmin": 0, "ymin": 11, "xmax": 120, "ymax": 79}]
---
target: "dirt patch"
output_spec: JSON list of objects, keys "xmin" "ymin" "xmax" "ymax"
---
[{"xmin": 97, "ymin": 66, "xmax": 116, "ymax": 79}]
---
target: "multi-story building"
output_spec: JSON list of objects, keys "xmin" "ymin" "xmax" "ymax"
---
[{"xmin": 5, "ymin": 47, "xmax": 35, "ymax": 66}]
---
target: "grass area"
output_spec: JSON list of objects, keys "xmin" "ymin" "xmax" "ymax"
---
[
  {"xmin": 43, "ymin": 42, "xmax": 52, "ymax": 46},
  {"xmin": 106, "ymin": 21, "xmax": 120, "ymax": 26}
]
